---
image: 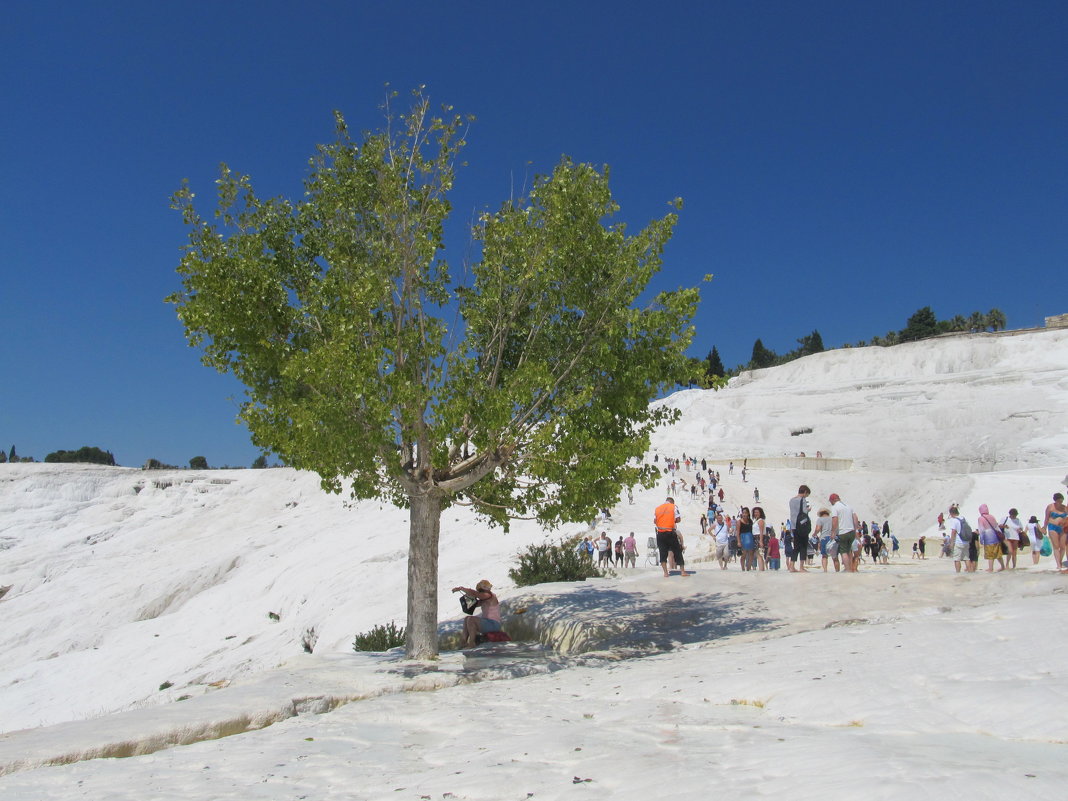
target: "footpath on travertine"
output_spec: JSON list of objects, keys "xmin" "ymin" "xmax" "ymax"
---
[{"xmin": 6, "ymin": 544, "xmax": 1057, "ymax": 778}]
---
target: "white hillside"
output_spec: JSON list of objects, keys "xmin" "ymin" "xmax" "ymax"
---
[
  {"xmin": 2, "ymin": 329, "xmax": 1068, "ymax": 798},
  {"xmin": 654, "ymin": 328, "xmax": 1068, "ymax": 472},
  {"xmin": 0, "ymin": 466, "xmax": 560, "ymax": 734}
]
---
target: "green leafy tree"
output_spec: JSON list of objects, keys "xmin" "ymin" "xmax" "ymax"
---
[
  {"xmin": 252, "ymin": 454, "xmax": 268, "ymax": 469},
  {"xmin": 189, "ymin": 456, "xmax": 209, "ymax": 470},
  {"xmin": 168, "ymin": 92, "xmax": 700, "ymax": 658},
  {"xmin": 8, "ymin": 446, "xmax": 16, "ymax": 463},
  {"xmin": 683, "ymin": 356, "xmax": 705, "ymax": 387},
  {"xmin": 0, "ymin": 450, "xmax": 6, "ymax": 464}
]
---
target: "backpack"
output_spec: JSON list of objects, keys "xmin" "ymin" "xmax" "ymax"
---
[{"xmin": 957, "ymin": 518, "xmax": 974, "ymax": 543}]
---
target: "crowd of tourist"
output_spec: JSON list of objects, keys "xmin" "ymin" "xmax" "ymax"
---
[
  {"xmin": 578, "ymin": 453, "xmax": 1067, "ymax": 576},
  {"xmin": 937, "ymin": 494, "xmax": 1066, "ymax": 573}
]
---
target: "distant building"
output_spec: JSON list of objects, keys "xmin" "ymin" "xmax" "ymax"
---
[{"xmin": 1045, "ymin": 313, "xmax": 1068, "ymax": 329}]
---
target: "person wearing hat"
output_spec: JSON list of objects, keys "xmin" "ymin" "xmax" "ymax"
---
[{"xmin": 452, "ymin": 579, "xmax": 502, "ymax": 648}]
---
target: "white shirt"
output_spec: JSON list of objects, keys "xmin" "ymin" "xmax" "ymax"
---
[
  {"xmin": 947, "ymin": 516, "xmax": 962, "ymax": 541},
  {"xmin": 713, "ymin": 522, "xmax": 730, "ymax": 545},
  {"xmin": 1001, "ymin": 516, "xmax": 1023, "ymax": 541},
  {"xmin": 831, "ymin": 501, "xmax": 855, "ymax": 534}
]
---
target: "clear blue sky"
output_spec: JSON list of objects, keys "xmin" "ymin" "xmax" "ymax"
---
[{"xmin": 3, "ymin": 1, "xmax": 1066, "ymax": 467}]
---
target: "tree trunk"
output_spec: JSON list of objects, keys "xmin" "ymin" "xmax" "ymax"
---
[{"xmin": 405, "ymin": 489, "xmax": 444, "ymax": 659}]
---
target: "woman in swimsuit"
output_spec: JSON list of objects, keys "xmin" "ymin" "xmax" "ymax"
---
[
  {"xmin": 736, "ymin": 507, "xmax": 755, "ymax": 571},
  {"xmin": 752, "ymin": 506, "xmax": 767, "ymax": 571},
  {"xmin": 1043, "ymin": 493, "xmax": 1068, "ymax": 572},
  {"xmin": 452, "ymin": 579, "xmax": 503, "ymax": 648}
]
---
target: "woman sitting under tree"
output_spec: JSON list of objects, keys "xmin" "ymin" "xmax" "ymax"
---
[{"xmin": 452, "ymin": 580, "xmax": 503, "ymax": 648}]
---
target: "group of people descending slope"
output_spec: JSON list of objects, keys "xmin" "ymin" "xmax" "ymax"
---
[
  {"xmin": 576, "ymin": 531, "xmax": 640, "ymax": 568},
  {"xmin": 650, "ymin": 473, "xmax": 896, "ymax": 575},
  {"xmin": 653, "ymin": 453, "xmax": 905, "ymax": 574},
  {"xmin": 942, "ymin": 491, "xmax": 1068, "ymax": 572},
  {"xmin": 706, "ymin": 486, "xmax": 887, "ymax": 573}
]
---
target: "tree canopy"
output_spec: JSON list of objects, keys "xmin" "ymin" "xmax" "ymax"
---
[
  {"xmin": 44, "ymin": 446, "xmax": 116, "ymax": 465},
  {"xmin": 706, "ymin": 346, "xmax": 725, "ymax": 380},
  {"xmin": 169, "ymin": 91, "xmax": 701, "ymax": 657},
  {"xmin": 749, "ymin": 338, "xmax": 777, "ymax": 369}
]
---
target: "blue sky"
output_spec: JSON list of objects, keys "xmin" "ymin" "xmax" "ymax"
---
[{"xmin": 3, "ymin": 1, "xmax": 1066, "ymax": 467}]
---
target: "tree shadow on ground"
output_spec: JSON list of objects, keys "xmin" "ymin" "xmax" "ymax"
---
[
  {"xmin": 502, "ymin": 582, "xmax": 777, "ymax": 656},
  {"xmin": 387, "ymin": 584, "xmax": 776, "ymax": 680}
]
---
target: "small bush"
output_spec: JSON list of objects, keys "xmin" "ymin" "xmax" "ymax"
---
[
  {"xmin": 508, "ymin": 536, "xmax": 605, "ymax": 587},
  {"xmin": 352, "ymin": 621, "xmax": 406, "ymax": 652}
]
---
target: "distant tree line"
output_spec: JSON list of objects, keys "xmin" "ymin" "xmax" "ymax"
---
[
  {"xmin": 44, "ymin": 446, "xmax": 116, "ymax": 465},
  {"xmin": 700, "ymin": 330, "xmax": 825, "ymax": 383},
  {"xmin": 142, "ymin": 454, "xmax": 274, "ymax": 469},
  {"xmin": 850, "ymin": 306, "xmax": 1006, "ymax": 347},
  {"xmin": 703, "ymin": 306, "xmax": 1007, "ymax": 380},
  {"xmin": 3, "ymin": 442, "xmax": 274, "ymax": 470},
  {"xmin": 1, "ymin": 445, "xmax": 35, "ymax": 463}
]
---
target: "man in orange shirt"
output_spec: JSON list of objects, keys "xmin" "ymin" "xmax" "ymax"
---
[{"xmin": 654, "ymin": 496, "xmax": 689, "ymax": 577}]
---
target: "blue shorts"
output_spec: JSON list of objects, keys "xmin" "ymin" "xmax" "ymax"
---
[{"xmin": 479, "ymin": 618, "xmax": 502, "ymax": 633}]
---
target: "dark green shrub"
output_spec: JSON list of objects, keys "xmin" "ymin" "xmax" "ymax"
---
[
  {"xmin": 508, "ymin": 536, "xmax": 606, "ymax": 587},
  {"xmin": 352, "ymin": 621, "xmax": 406, "ymax": 652}
]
